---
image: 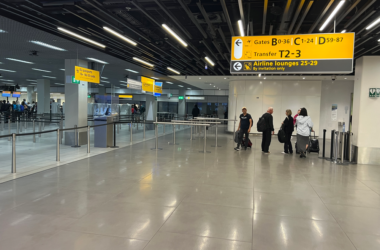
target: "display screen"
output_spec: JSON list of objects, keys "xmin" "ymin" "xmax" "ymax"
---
[
  {"xmin": 12, "ymin": 91, "xmax": 21, "ymax": 98},
  {"xmin": 2, "ymin": 91, "xmax": 11, "ymax": 97}
]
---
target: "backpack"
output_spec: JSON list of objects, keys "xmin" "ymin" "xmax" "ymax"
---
[
  {"xmin": 277, "ymin": 127, "xmax": 286, "ymax": 143},
  {"xmin": 20, "ymin": 105, "xmax": 24, "ymax": 112},
  {"xmin": 257, "ymin": 115, "xmax": 267, "ymax": 132}
]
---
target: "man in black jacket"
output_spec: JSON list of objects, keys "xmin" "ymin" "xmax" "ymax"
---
[
  {"xmin": 262, "ymin": 107, "xmax": 274, "ymax": 153},
  {"xmin": 235, "ymin": 107, "xmax": 252, "ymax": 151},
  {"xmin": 192, "ymin": 104, "xmax": 200, "ymax": 118}
]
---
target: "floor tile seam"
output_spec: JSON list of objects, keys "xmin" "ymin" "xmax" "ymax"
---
[
  {"xmin": 59, "ymin": 228, "xmax": 150, "ymax": 241},
  {"xmin": 356, "ymin": 178, "xmax": 380, "ymax": 195},
  {"xmin": 320, "ymin": 202, "xmax": 380, "ymax": 210},
  {"xmin": 252, "ymin": 211, "xmax": 337, "ymax": 222},
  {"xmin": 195, "ymin": 183, "xmax": 255, "ymax": 191},
  {"xmin": 345, "ymin": 232, "xmax": 380, "ymax": 237},
  {"xmin": 304, "ymin": 174, "xmax": 358, "ymax": 250},
  {"xmin": 152, "ymin": 230, "xmax": 253, "ymax": 244},
  {"xmin": 181, "ymin": 200, "xmax": 254, "ymax": 210}
]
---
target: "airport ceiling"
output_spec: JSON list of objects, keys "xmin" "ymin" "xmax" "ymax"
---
[{"xmin": 1, "ymin": 0, "xmax": 380, "ymax": 79}]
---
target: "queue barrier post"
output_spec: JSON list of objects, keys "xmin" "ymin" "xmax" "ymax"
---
[
  {"xmin": 33, "ymin": 120, "xmax": 36, "ymax": 143},
  {"xmin": 334, "ymin": 131, "xmax": 339, "ymax": 163},
  {"xmin": 150, "ymin": 123, "xmax": 162, "ymax": 150},
  {"xmin": 130, "ymin": 122, "xmax": 133, "ymax": 144},
  {"xmin": 71, "ymin": 125, "xmax": 81, "ymax": 148},
  {"xmin": 12, "ymin": 133, "xmax": 16, "ymax": 173},
  {"xmin": 211, "ymin": 124, "xmax": 221, "ymax": 147},
  {"xmin": 56, "ymin": 129, "xmax": 60, "ymax": 162},
  {"xmin": 329, "ymin": 130, "xmax": 335, "ymax": 161},
  {"xmin": 199, "ymin": 125, "xmax": 211, "ymax": 153},
  {"xmin": 87, "ymin": 126, "xmax": 91, "ymax": 154},
  {"xmin": 319, "ymin": 129, "xmax": 327, "ymax": 159},
  {"xmin": 8, "ymin": 119, "xmax": 11, "ymax": 142},
  {"xmin": 110, "ymin": 122, "xmax": 119, "ymax": 148},
  {"xmin": 38, "ymin": 119, "xmax": 41, "ymax": 137},
  {"xmin": 169, "ymin": 124, "xmax": 178, "ymax": 145}
]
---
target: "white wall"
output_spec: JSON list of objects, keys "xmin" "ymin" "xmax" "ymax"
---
[
  {"xmin": 319, "ymin": 80, "xmax": 354, "ymax": 139},
  {"xmin": 228, "ymin": 80, "xmax": 322, "ymax": 135}
]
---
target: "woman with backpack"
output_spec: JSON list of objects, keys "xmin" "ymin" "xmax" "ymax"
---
[
  {"xmin": 296, "ymin": 108, "xmax": 314, "ymax": 158},
  {"xmin": 282, "ymin": 109, "xmax": 294, "ymax": 154}
]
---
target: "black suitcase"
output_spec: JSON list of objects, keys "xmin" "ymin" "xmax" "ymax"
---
[{"xmin": 308, "ymin": 131, "xmax": 319, "ymax": 153}]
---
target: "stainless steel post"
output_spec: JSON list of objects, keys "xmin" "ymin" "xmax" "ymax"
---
[
  {"xmin": 233, "ymin": 119, "xmax": 236, "ymax": 140},
  {"xmin": 173, "ymin": 125, "xmax": 176, "ymax": 144},
  {"xmin": 155, "ymin": 124, "xmax": 158, "ymax": 149},
  {"xmin": 19, "ymin": 117, "xmax": 22, "ymax": 133},
  {"xmin": 211, "ymin": 124, "xmax": 220, "ymax": 147},
  {"xmin": 130, "ymin": 122, "xmax": 133, "ymax": 144},
  {"xmin": 334, "ymin": 131, "xmax": 339, "ymax": 163},
  {"xmin": 24, "ymin": 114, "xmax": 26, "ymax": 129},
  {"xmin": 56, "ymin": 129, "xmax": 60, "ymax": 162},
  {"xmin": 33, "ymin": 120, "xmax": 36, "ymax": 143},
  {"xmin": 143, "ymin": 122, "xmax": 146, "ymax": 139},
  {"xmin": 349, "ymin": 132, "xmax": 353, "ymax": 162},
  {"xmin": 16, "ymin": 120, "xmax": 19, "ymax": 134},
  {"xmin": 1, "ymin": 116, "xmax": 3, "ymax": 131},
  {"xmin": 341, "ymin": 132, "xmax": 345, "ymax": 164},
  {"xmin": 117, "ymin": 122, "xmax": 120, "ymax": 134},
  {"xmin": 38, "ymin": 119, "xmax": 41, "ymax": 137},
  {"xmin": 12, "ymin": 133, "xmax": 16, "ymax": 173},
  {"xmin": 199, "ymin": 126, "xmax": 208, "ymax": 153},
  {"xmin": 163, "ymin": 124, "xmax": 165, "ymax": 134},
  {"xmin": 190, "ymin": 124, "xmax": 193, "ymax": 140},
  {"xmin": 74, "ymin": 125, "xmax": 77, "ymax": 146},
  {"xmin": 8, "ymin": 119, "xmax": 11, "ymax": 142},
  {"xmin": 87, "ymin": 126, "xmax": 90, "ymax": 154},
  {"xmin": 59, "ymin": 120, "xmax": 63, "ymax": 144}
]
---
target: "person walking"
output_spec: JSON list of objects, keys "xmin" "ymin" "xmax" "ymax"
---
[
  {"xmin": 296, "ymin": 108, "xmax": 314, "ymax": 158},
  {"xmin": 234, "ymin": 107, "xmax": 252, "ymax": 151},
  {"xmin": 192, "ymin": 104, "xmax": 200, "ymax": 118},
  {"xmin": 261, "ymin": 107, "xmax": 274, "ymax": 154},
  {"xmin": 282, "ymin": 109, "xmax": 294, "ymax": 154},
  {"xmin": 293, "ymin": 108, "xmax": 301, "ymax": 126}
]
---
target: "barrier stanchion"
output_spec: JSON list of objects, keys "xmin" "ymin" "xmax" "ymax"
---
[
  {"xmin": 8, "ymin": 119, "xmax": 11, "ymax": 141},
  {"xmin": 199, "ymin": 125, "xmax": 211, "ymax": 153},
  {"xmin": 12, "ymin": 133, "xmax": 16, "ymax": 173},
  {"xmin": 87, "ymin": 126, "xmax": 90, "ymax": 154},
  {"xmin": 1, "ymin": 115, "xmax": 3, "ymax": 131},
  {"xmin": 327, "ymin": 130, "xmax": 335, "ymax": 161},
  {"xmin": 169, "ymin": 124, "xmax": 178, "ymax": 145},
  {"xmin": 110, "ymin": 123, "xmax": 119, "ymax": 148},
  {"xmin": 33, "ymin": 120, "xmax": 36, "ymax": 143},
  {"xmin": 190, "ymin": 124, "xmax": 193, "ymax": 140},
  {"xmin": 16, "ymin": 120, "xmax": 19, "ymax": 134},
  {"xmin": 143, "ymin": 122, "xmax": 146, "ymax": 140},
  {"xmin": 151, "ymin": 123, "xmax": 162, "ymax": 150},
  {"xmin": 319, "ymin": 129, "xmax": 327, "ymax": 159},
  {"xmin": 130, "ymin": 122, "xmax": 133, "ymax": 144},
  {"xmin": 334, "ymin": 131, "xmax": 339, "ymax": 163},
  {"xmin": 38, "ymin": 119, "xmax": 41, "ymax": 137},
  {"xmin": 71, "ymin": 125, "xmax": 81, "ymax": 148},
  {"xmin": 340, "ymin": 132, "xmax": 346, "ymax": 164},
  {"xmin": 56, "ymin": 129, "xmax": 60, "ymax": 162},
  {"xmin": 211, "ymin": 124, "xmax": 221, "ymax": 147}
]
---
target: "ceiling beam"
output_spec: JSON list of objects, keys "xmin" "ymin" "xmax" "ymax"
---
[
  {"xmin": 279, "ymin": 0, "xmax": 292, "ymax": 32},
  {"xmin": 347, "ymin": 10, "xmax": 375, "ymax": 32},
  {"xmin": 177, "ymin": 0, "xmax": 207, "ymax": 39},
  {"xmin": 262, "ymin": 0, "xmax": 268, "ymax": 34},
  {"xmin": 196, "ymin": 1, "xmax": 217, "ymax": 37},
  {"xmin": 152, "ymin": 0, "xmax": 192, "ymax": 40},
  {"xmin": 217, "ymin": 27, "xmax": 231, "ymax": 53},
  {"xmin": 294, "ymin": 0, "xmax": 314, "ymax": 34},
  {"xmin": 238, "ymin": 0, "xmax": 245, "ymax": 30},
  {"xmin": 327, "ymin": 0, "xmax": 362, "ymax": 32},
  {"xmin": 287, "ymin": 0, "xmax": 305, "ymax": 34},
  {"xmin": 220, "ymin": 0, "xmax": 234, "ymax": 37},
  {"xmin": 344, "ymin": 0, "xmax": 377, "ymax": 29},
  {"xmin": 308, "ymin": 0, "xmax": 335, "ymax": 33}
]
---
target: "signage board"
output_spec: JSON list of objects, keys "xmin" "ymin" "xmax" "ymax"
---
[
  {"xmin": 154, "ymin": 81, "xmax": 163, "ymax": 96},
  {"xmin": 119, "ymin": 95, "xmax": 133, "ymax": 99},
  {"xmin": 369, "ymin": 88, "xmax": 380, "ymax": 98},
  {"xmin": 2, "ymin": 91, "xmax": 11, "ymax": 97},
  {"xmin": 126, "ymin": 78, "xmax": 142, "ymax": 90},
  {"xmin": 186, "ymin": 96, "xmax": 205, "ymax": 100},
  {"xmin": 141, "ymin": 76, "xmax": 154, "ymax": 92},
  {"xmin": 72, "ymin": 76, "xmax": 80, "ymax": 84},
  {"xmin": 88, "ymin": 95, "xmax": 91, "ymax": 98},
  {"xmin": 230, "ymin": 33, "xmax": 355, "ymax": 74},
  {"xmin": 12, "ymin": 91, "xmax": 21, "ymax": 98},
  {"xmin": 75, "ymin": 66, "xmax": 100, "ymax": 83},
  {"xmin": 178, "ymin": 96, "xmax": 184, "ymax": 100}
]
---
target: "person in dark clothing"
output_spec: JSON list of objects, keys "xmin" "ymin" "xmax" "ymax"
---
[
  {"xmin": 235, "ymin": 107, "xmax": 252, "ymax": 151},
  {"xmin": 261, "ymin": 107, "xmax": 274, "ymax": 153},
  {"xmin": 282, "ymin": 109, "xmax": 294, "ymax": 154},
  {"xmin": 192, "ymin": 104, "xmax": 200, "ymax": 118}
]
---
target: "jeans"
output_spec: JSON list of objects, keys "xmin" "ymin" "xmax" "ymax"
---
[
  {"xmin": 237, "ymin": 129, "xmax": 249, "ymax": 148},
  {"xmin": 261, "ymin": 130, "xmax": 272, "ymax": 152},
  {"xmin": 284, "ymin": 133, "xmax": 293, "ymax": 153}
]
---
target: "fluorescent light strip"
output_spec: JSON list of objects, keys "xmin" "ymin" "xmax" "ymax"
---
[
  {"xmin": 133, "ymin": 57, "xmax": 154, "ymax": 67},
  {"xmin": 0, "ymin": 79, "xmax": 14, "ymax": 82},
  {"xmin": 101, "ymin": 80, "xmax": 109, "ymax": 83},
  {"xmin": 57, "ymin": 27, "xmax": 106, "ymax": 48},
  {"xmin": 238, "ymin": 20, "xmax": 245, "ymax": 36},
  {"xmin": 42, "ymin": 75, "xmax": 56, "ymax": 79},
  {"xmin": 0, "ymin": 69, "xmax": 16, "ymax": 72},
  {"xmin": 120, "ymin": 84, "xmax": 128, "ymax": 87},
  {"xmin": 341, "ymin": 30, "xmax": 346, "ymax": 33},
  {"xmin": 29, "ymin": 83, "xmax": 37, "ymax": 85},
  {"xmin": 32, "ymin": 68, "xmax": 51, "ymax": 72},
  {"xmin": 119, "ymin": 81, "xmax": 128, "ymax": 84},
  {"xmin": 151, "ymin": 77, "xmax": 159, "ymax": 80},
  {"xmin": 319, "ymin": 1, "xmax": 345, "ymax": 31},
  {"xmin": 60, "ymin": 69, "xmax": 65, "ymax": 71},
  {"xmin": 166, "ymin": 82, "xmax": 173, "ymax": 84},
  {"xmin": 205, "ymin": 57, "xmax": 215, "ymax": 66},
  {"xmin": 187, "ymin": 88, "xmax": 191, "ymax": 89},
  {"xmin": 162, "ymin": 24, "xmax": 188, "ymax": 47},
  {"xmin": 366, "ymin": 17, "xmax": 380, "ymax": 30},
  {"xmin": 6, "ymin": 58, "xmax": 34, "ymax": 64},
  {"xmin": 86, "ymin": 57, "xmax": 108, "ymax": 64},
  {"xmin": 26, "ymin": 79, "xmax": 37, "ymax": 81},
  {"xmin": 99, "ymin": 84, "xmax": 104, "ymax": 86},
  {"xmin": 167, "ymin": 67, "xmax": 180, "ymax": 74},
  {"xmin": 101, "ymin": 77, "xmax": 108, "ymax": 79},
  {"xmin": 258, "ymin": 73, "xmax": 261, "ymax": 77},
  {"xmin": 0, "ymin": 29, "xmax": 7, "ymax": 33},
  {"xmin": 55, "ymin": 83, "xmax": 65, "ymax": 85},
  {"xmin": 178, "ymin": 85, "xmax": 183, "ymax": 87},
  {"xmin": 30, "ymin": 40, "xmax": 66, "ymax": 51},
  {"xmin": 103, "ymin": 26, "xmax": 137, "ymax": 46},
  {"xmin": 125, "ymin": 69, "xmax": 139, "ymax": 73}
]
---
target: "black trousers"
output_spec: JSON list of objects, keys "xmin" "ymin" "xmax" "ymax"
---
[
  {"xmin": 261, "ymin": 130, "xmax": 272, "ymax": 152},
  {"xmin": 284, "ymin": 133, "xmax": 293, "ymax": 153},
  {"xmin": 237, "ymin": 129, "xmax": 249, "ymax": 147}
]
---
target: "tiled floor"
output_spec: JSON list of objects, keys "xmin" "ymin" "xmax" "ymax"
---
[{"xmin": 0, "ymin": 129, "xmax": 379, "ymax": 250}]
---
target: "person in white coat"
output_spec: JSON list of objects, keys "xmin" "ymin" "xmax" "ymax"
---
[{"xmin": 296, "ymin": 108, "xmax": 313, "ymax": 158}]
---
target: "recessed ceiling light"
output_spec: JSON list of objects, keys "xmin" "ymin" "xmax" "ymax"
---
[
  {"xmin": 167, "ymin": 67, "xmax": 180, "ymax": 74},
  {"xmin": 103, "ymin": 26, "xmax": 137, "ymax": 46},
  {"xmin": 32, "ymin": 68, "xmax": 51, "ymax": 72},
  {"xmin": 58, "ymin": 27, "xmax": 106, "ymax": 48},
  {"xmin": 30, "ymin": 41, "xmax": 66, "ymax": 51},
  {"xmin": 60, "ymin": 69, "xmax": 65, "ymax": 71},
  {"xmin": 125, "ymin": 69, "xmax": 139, "ymax": 73},
  {"xmin": 162, "ymin": 24, "xmax": 188, "ymax": 47},
  {"xmin": 344, "ymin": 77, "xmax": 347, "ymax": 79},
  {"xmin": 205, "ymin": 57, "xmax": 215, "ymax": 66},
  {"xmin": 86, "ymin": 57, "xmax": 108, "ymax": 64},
  {"xmin": 303, "ymin": 77, "xmax": 305, "ymax": 79},
  {"xmin": 6, "ymin": 58, "xmax": 34, "ymax": 64},
  {"xmin": 0, "ymin": 69, "xmax": 16, "ymax": 72},
  {"xmin": 264, "ymin": 77, "xmax": 266, "ymax": 79},
  {"xmin": 0, "ymin": 29, "xmax": 7, "ymax": 33},
  {"xmin": 213, "ymin": 85, "xmax": 216, "ymax": 87},
  {"xmin": 258, "ymin": 74, "xmax": 261, "ymax": 77},
  {"xmin": 42, "ymin": 75, "xmax": 56, "ymax": 79},
  {"xmin": 151, "ymin": 77, "xmax": 159, "ymax": 80},
  {"xmin": 166, "ymin": 82, "xmax": 173, "ymax": 84},
  {"xmin": 199, "ymin": 77, "xmax": 201, "ymax": 79},
  {"xmin": 178, "ymin": 85, "xmax": 183, "ymax": 87},
  {"xmin": 133, "ymin": 57, "xmax": 154, "ymax": 67},
  {"xmin": 209, "ymin": 83, "xmax": 212, "ymax": 85},
  {"xmin": 341, "ymin": 30, "xmax": 346, "ymax": 33},
  {"xmin": 224, "ymin": 77, "xmax": 227, "ymax": 79}
]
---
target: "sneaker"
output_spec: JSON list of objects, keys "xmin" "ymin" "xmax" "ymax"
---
[
  {"xmin": 234, "ymin": 147, "xmax": 240, "ymax": 151},
  {"xmin": 282, "ymin": 152, "xmax": 288, "ymax": 154},
  {"xmin": 264, "ymin": 151, "xmax": 270, "ymax": 154}
]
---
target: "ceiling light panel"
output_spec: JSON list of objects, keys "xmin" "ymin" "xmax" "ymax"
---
[
  {"xmin": 167, "ymin": 67, "xmax": 181, "ymax": 74},
  {"xmin": 32, "ymin": 68, "xmax": 51, "ymax": 72},
  {"xmin": 319, "ymin": 1, "xmax": 346, "ymax": 31},
  {"xmin": 30, "ymin": 40, "xmax": 66, "ymax": 51},
  {"xmin": 57, "ymin": 27, "xmax": 106, "ymax": 48},
  {"xmin": 86, "ymin": 57, "xmax": 109, "ymax": 64},
  {"xmin": 103, "ymin": 26, "xmax": 137, "ymax": 46},
  {"xmin": 125, "ymin": 69, "xmax": 139, "ymax": 73},
  {"xmin": 205, "ymin": 57, "xmax": 215, "ymax": 66},
  {"xmin": 6, "ymin": 58, "xmax": 34, "ymax": 64},
  {"xmin": 42, "ymin": 75, "xmax": 56, "ymax": 79},
  {"xmin": 238, "ymin": 20, "xmax": 245, "ymax": 36},
  {"xmin": 162, "ymin": 24, "xmax": 188, "ymax": 47},
  {"xmin": 366, "ymin": 17, "xmax": 380, "ymax": 30},
  {"xmin": 0, "ymin": 69, "xmax": 16, "ymax": 72},
  {"xmin": 133, "ymin": 57, "xmax": 154, "ymax": 67}
]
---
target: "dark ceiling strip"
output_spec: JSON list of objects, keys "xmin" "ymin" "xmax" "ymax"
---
[
  {"xmin": 217, "ymin": 27, "xmax": 230, "ymax": 53},
  {"xmin": 63, "ymin": 8, "xmax": 102, "ymax": 29},
  {"xmin": 81, "ymin": 0, "xmax": 151, "ymax": 42},
  {"xmin": 344, "ymin": 0, "xmax": 377, "ymax": 28},
  {"xmin": 196, "ymin": 1, "xmax": 217, "ymax": 37},
  {"xmin": 177, "ymin": 0, "xmax": 207, "ymax": 39},
  {"xmin": 294, "ymin": 0, "xmax": 314, "ymax": 34},
  {"xmin": 279, "ymin": 0, "xmax": 292, "ymax": 32},
  {"xmin": 130, "ymin": 0, "xmax": 161, "ymax": 27},
  {"xmin": 212, "ymin": 40, "xmax": 229, "ymax": 62},
  {"xmin": 201, "ymin": 40, "xmax": 218, "ymax": 62},
  {"xmin": 220, "ymin": 0, "xmax": 234, "ymax": 37},
  {"xmin": 269, "ymin": 25, "xmax": 273, "ymax": 35},
  {"xmin": 249, "ymin": 21, "xmax": 253, "ymax": 36},
  {"xmin": 165, "ymin": 41, "xmax": 193, "ymax": 61},
  {"xmin": 217, "ymin": 68, "xmax": 226, "ymax": 76},
  {"xmin": 347, "ymin": 10, "xmax": 375, "ymax": 31},
  {"xmin": 354, "ymin": 37, "xmax": 372, "ymax": 47},
  {"xmin": 288, "ymin": 0, "xmax": 305, "ymax": 34},
  {"xmin": 153, "ymin": 0, "xmax": 192, "ymax": 40},
  {"xmin": 329, "ymin": 0, "xmax": 362, "ymax": 31},
  {"xmin": 25, "ymin": 0, "xmax": 42, "ymax": 9},
  {"xmin": 308, "ymin": 0, "xmax": 335, "ymax": 33}
]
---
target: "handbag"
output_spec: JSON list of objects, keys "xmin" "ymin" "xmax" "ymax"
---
[{"xmin": 277, "ymin": 127, "xmax": 286, "ymax": 143}]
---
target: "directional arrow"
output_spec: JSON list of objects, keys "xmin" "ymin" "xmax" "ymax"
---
[{"xmin": 235, "ymin": 40, "xmax": 242, "ymax": 46}]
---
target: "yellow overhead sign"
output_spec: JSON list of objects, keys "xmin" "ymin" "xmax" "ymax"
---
[
  {"xmin": 141, "ymin": 76, "xmax": 155, "ymax": 92},
  {"xmin": 119, "ymin": 95, "xmax": 133, "ymax": 99},
  {"xmin": 230, "ymin": 33, "xmax": 355, "ymax": 74},
  {"xmin": 75, "ymin": 66, "xmax": 100, "ymax": 83}
]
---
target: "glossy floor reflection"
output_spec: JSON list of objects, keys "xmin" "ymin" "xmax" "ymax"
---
[{"xmin": 0, "ymin": 128, "xmax": 379, "ymax": 250}]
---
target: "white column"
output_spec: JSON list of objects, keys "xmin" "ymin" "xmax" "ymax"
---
[
  {"xmin": 352, "ymin": 56, "xmax": 380, "ymax": 164},
  {"xmin": 27, "ymin": 86, "xmax": 35, "ymax": 103},
  {"xmin": 178, "ymin": 89, "xmax": 186, "ymax": 118},
  {"xmin": 145, "ymin": 94, "xmax": 157, "ymax": 122},
  {"xmin": 36, "ymin": 79, "xmax": 50, "ymax": 114},
  {"xmin": 64, "ymin": 59, "xmax": 88, "ymax": 145}
]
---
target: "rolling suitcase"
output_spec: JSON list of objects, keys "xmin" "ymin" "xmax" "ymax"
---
[
  {"xmin": 308, "ymin": 131, "xmax": 319, "ymax": 153},
  {"xmin": 241, "ymin": 138, "xmax": 252, "ymax": 148}
]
